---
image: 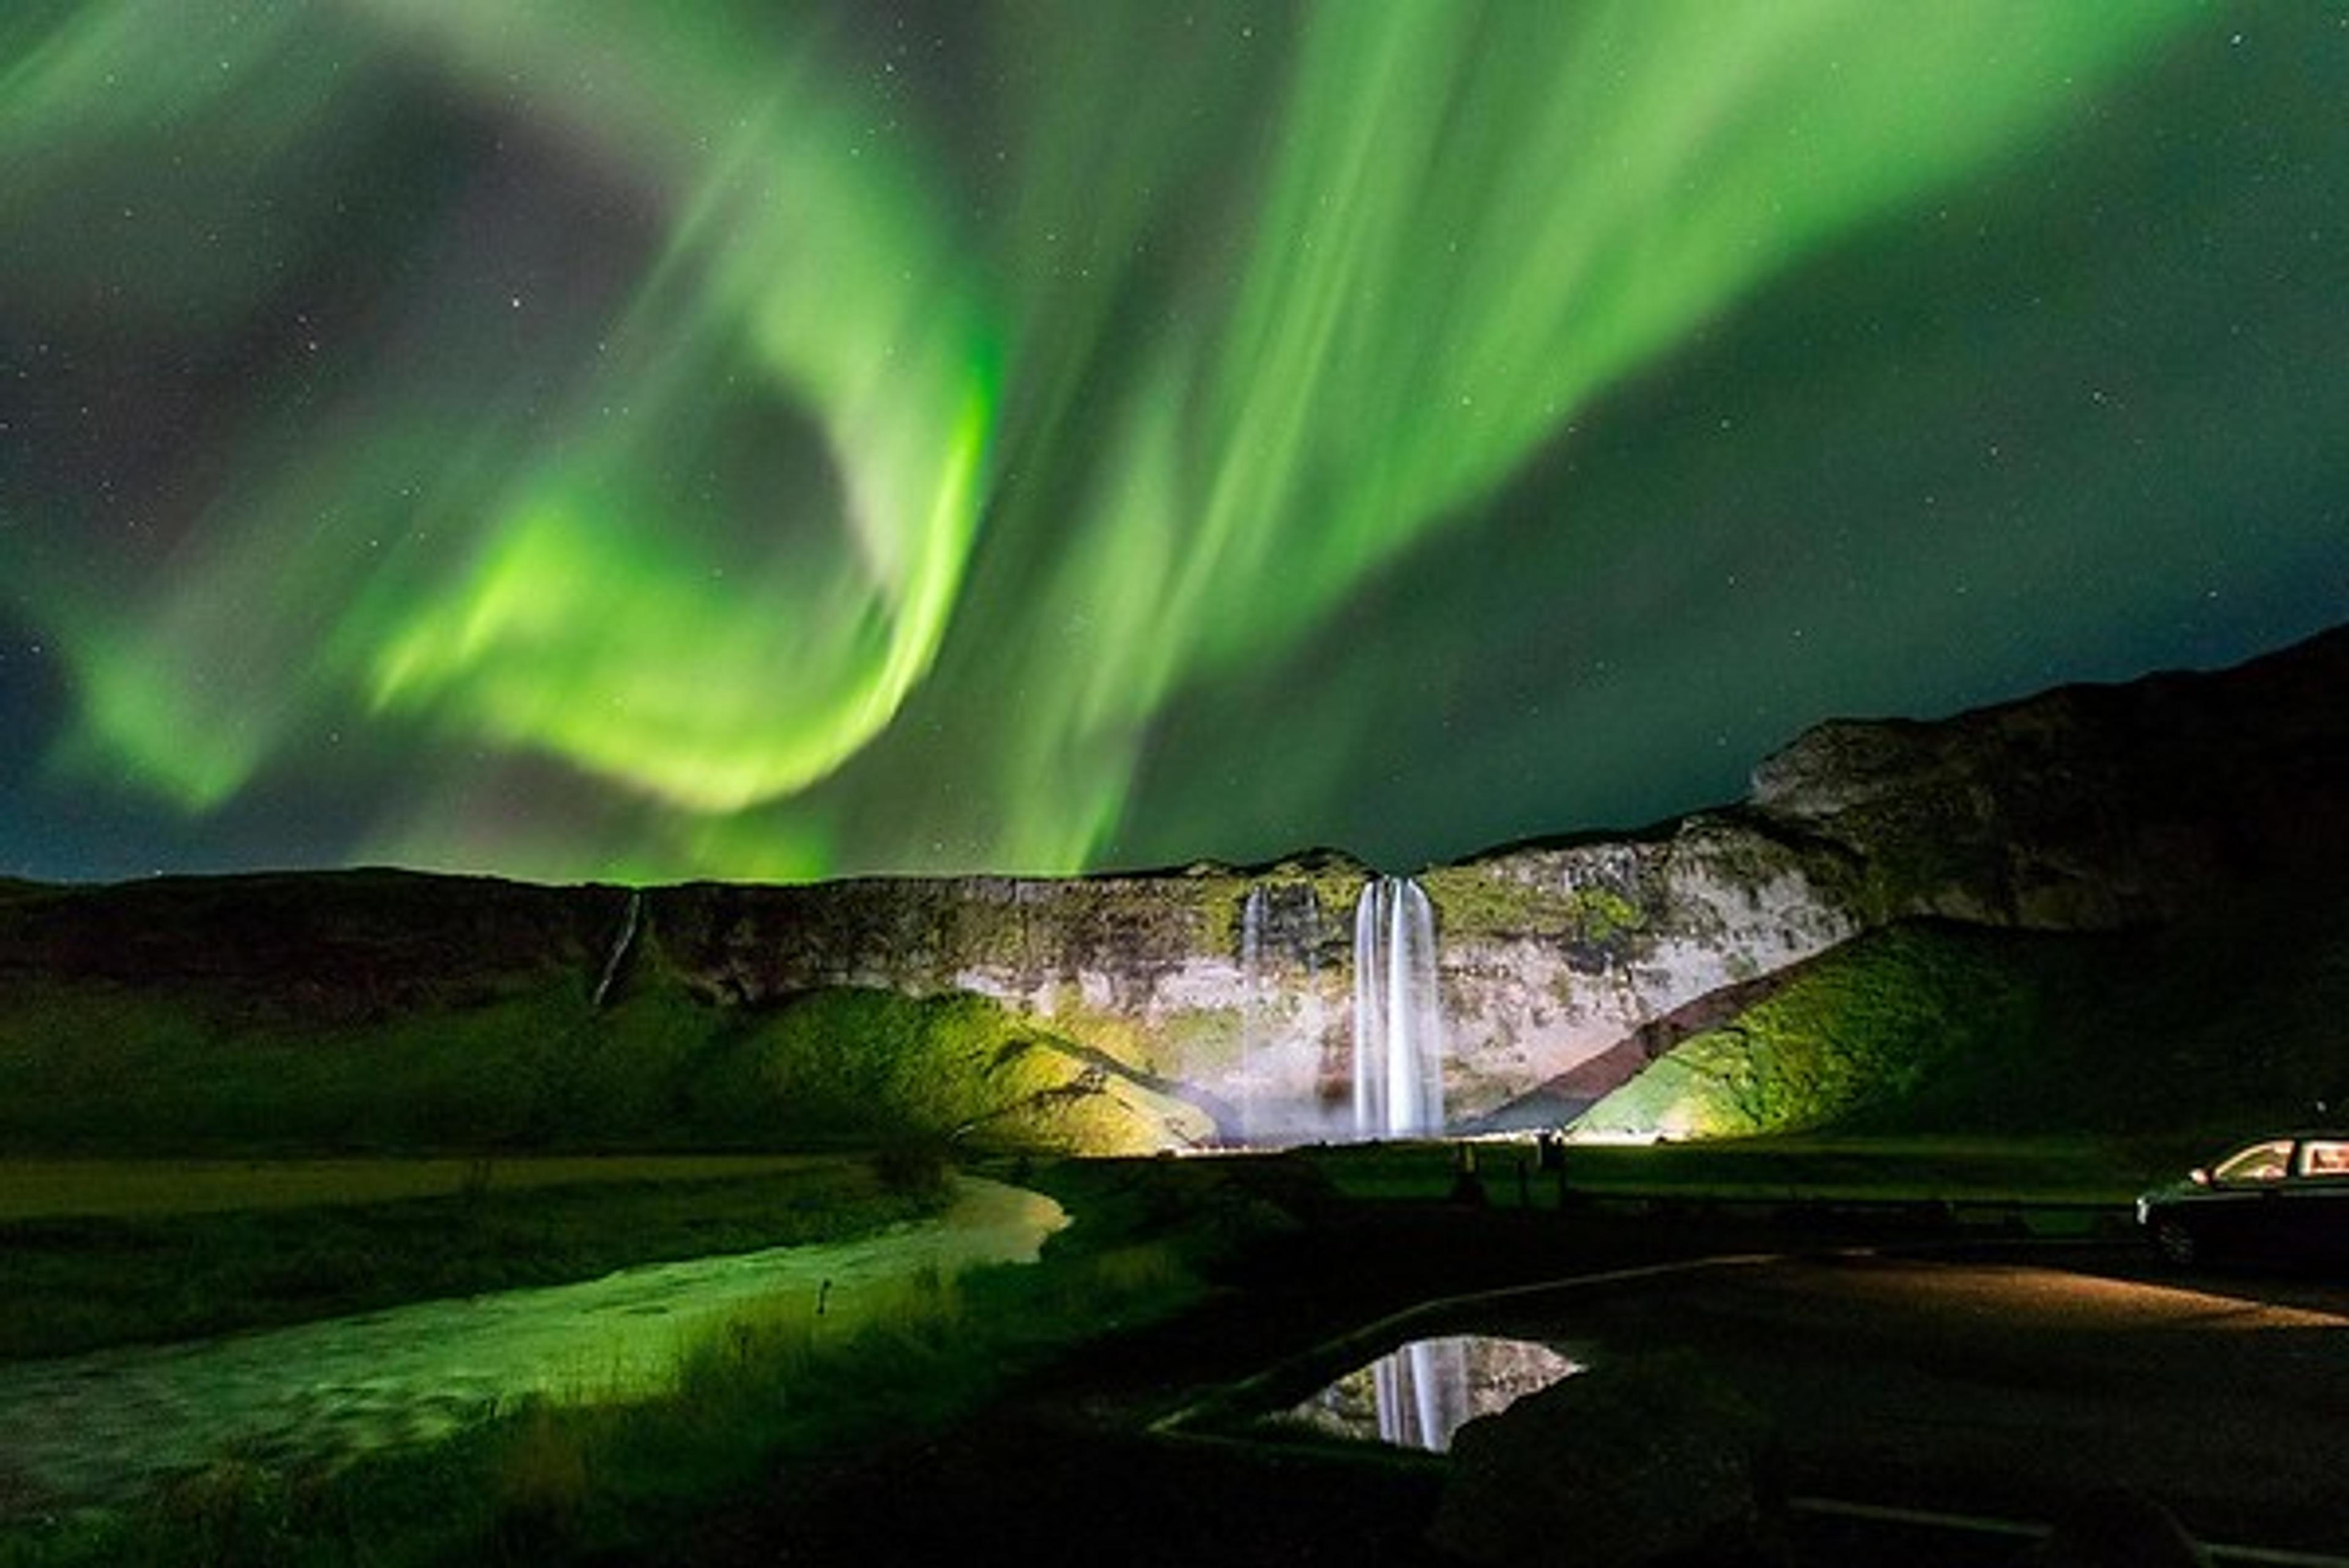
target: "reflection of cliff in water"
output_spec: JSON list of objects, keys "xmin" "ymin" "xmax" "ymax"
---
[{"xmin": 1280, "ymin": 1335, "xmax": 1584, "ymax": 1453}]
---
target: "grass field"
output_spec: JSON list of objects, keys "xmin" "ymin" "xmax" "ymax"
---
[
  {"xmin": 0, "ymin": 1152, "xmax": 953, "ymax": 1361},
  {"xmin": 1302, "ymin": 1132, "xmax": 2170, "ymax": 1210},
  {"xmin": 0, "ymin": 1152, "xmax": 839, "ymax": 1221}
]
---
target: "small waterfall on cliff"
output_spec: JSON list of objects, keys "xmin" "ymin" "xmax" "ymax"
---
[
  {"xmin": 591, "ymin": 889, "xmax": 642, "ymax": 1008},
  {"xmin": 1239, "ymin": 886, "xmax": 1268, "ymax": 1139},
  {"xmin": 1237, "ymin": 882, "xmax": 1324, "ymax": 1143},
  {"xmin": 1351, "ymin": 876, "xmax": 1444, "ymax": 1138}
]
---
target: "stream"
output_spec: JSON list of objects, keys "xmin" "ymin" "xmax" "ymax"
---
[{"xmin": 0, "ymin": 1175, "xmax": 1065, "ymax": 1510}]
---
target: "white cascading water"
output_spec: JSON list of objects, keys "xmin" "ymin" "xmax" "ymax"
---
[
  {"xmin": 1373, "ymin": 1337, "xmax": 1472, "ymax": 1451},
  {"xmin": 1237, "ymin": 882, "xmax": 1325, "ymax": 1143},
  {"xmin": 1239, "ymin": 884, "xmax": 1268, "ymax": 1140},
  {"xmin": 1352, "ymin": 876, "xmax": 1444, "ymax": 1138},
  {"xmin": 591, "ymin": 888, "xmax": 643, "ymax": 1008}
]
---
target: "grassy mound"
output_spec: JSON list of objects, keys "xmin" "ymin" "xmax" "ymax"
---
[
  {"xmin": 0, "ymin": 978, "xmax": 1198, "ymax": 1158},
  {"xmin": 1581, "ymin": 890, "xmax": 2349, "ymax": 1145}
]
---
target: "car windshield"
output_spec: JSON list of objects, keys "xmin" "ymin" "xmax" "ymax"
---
[{"xmin": 2211, "ymin": 1139, "xmax": 2294, "ymax": 1184}]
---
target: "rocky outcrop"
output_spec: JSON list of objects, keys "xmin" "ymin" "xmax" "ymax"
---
[
  {"xmin": 1414, "ymin": 818, "xmax": 1865, "ymax": 1127},
  {"xmin": 1748, "ymin": 624, "xmax": 2349, "ymax": 928},
  {"xmin": 1466, "ymin": 968, "xmax": 1804, "ymax": 1131}
]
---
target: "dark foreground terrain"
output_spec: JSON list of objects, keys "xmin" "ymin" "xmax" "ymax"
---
[
  {"xmin": 7, "ymin": 1147, "xmax": 2345, "ymax": 1566},
  {"xmin": 673, "ymin": 1166, "xmax": 2349, "ymax": 1568}
]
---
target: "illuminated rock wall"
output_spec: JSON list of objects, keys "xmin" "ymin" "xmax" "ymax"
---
[
  {"xmin": 636, "ymin": 815, "xmax": 1867, "ymax": 1136},
  {"xmin": 636, "ymin": 626, "xmax": 2349, "ymax": 1137}
]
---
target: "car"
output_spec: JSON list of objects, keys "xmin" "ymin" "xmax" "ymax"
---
[{"xmin": 2136, "ymin": 1132, "xmax": 2349, "ymax": 1265}]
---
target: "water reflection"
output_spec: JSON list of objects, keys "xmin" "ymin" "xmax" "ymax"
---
[
  {"xmin": 1280, "ymin": 1335, "xmax": 1584, "ymax": 1452},
  {"xmin": 0, "ymin": 1177, "xmax": 1063, "ymax": 1509}
]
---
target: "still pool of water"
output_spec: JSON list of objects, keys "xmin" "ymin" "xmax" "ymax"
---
[
  {"xmin": 0, "ymin": 1176, "xmax": 1064, "ymax": 1510},
  {"xmin": 1275, "ymin": 1335, "xmax": 1585, "ymax": 1452}
]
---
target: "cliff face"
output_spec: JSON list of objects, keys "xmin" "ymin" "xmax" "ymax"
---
[
  {"xmin": 1747, "ymin": 624, "xmax": 2349, "ymax": 928},
  {"xmin": 633, "ymin": 629, "xmax": 2349, "ymax": 1135},
  {"xmin": 4, "ymin": 626, "xmax": 2342, "ymax": 1149},
  {"xmin": 1414, "ymin": 821, "xmax": 1863, "ymax": 1125},
  {"xmin": 0, "ymin": 870, "xmax": 607, "ymax": 1021},
  {"xmin": 624, "ymin": 823, "xmax": 1863, "ymax": 1139}
]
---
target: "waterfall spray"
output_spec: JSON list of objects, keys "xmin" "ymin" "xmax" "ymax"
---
[{"xmin": 1237, "ymin": 881, "xmax": 1327, "ymax": 1144}]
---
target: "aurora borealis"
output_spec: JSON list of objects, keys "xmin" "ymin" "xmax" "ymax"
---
[{"xmin": 2, "ymin": 2, "xmax": 2345, "ymax": 884}]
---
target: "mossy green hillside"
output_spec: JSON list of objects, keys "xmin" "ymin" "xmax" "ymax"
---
[
  {"xmin": 1577, "ymin": 922, "xmax": 2035, "ymax": 1139},
  {"xmin": 1420, "ymin": 862, "xmax": 1650, "ymax": 946},
  {"xmin": 1584, "ymin": 891, "xmax": 2349, "ymax": 1143},
  {"xmin": 0, "ymin": 976, "xmax": 1190, "ymax": 1157},
  {"xmin": 674, "ymin": 988, "xmax": 1206, "ymax": 1150}
]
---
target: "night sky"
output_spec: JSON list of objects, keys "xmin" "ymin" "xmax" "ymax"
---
[{"xmin": 2, "ymin": 2, "xmax": 2344, "ymax": 886}]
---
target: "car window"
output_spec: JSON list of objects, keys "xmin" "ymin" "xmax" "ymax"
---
[
  {"xmin": 2298, "ymin": 1140, "xmax": 2349, "ymax": 1178},
  {"xmin": 2212, "ymin": 1139, "xmax": 2294, "ymax": 1184}
]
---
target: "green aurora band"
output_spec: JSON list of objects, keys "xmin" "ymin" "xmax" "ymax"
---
[{"xmin": 0, "ymin": 1, "xmax": 2207, "ymax": 879}]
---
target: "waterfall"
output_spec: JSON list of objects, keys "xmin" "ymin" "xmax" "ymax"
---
[
  {"xmin": 1241, "ymin": 886, "xmax": 1268, "ymax": 992},
  {"xmin": 1238, "ymin": 882, "xmax": 1325, "ymax": 1144},
  {"xmin": 1283, "ymin": 1336, "xmax": 1581, "ymax": 1453},
  {"xmin": 591, "ymin": 889, "xmax": 642, "ymax": 1008},
  {"xmin": 1351, "ymin": 876, "xmax": 1444, "ymax": 1138},
  {"xmin": 1238, "ymin": 886, "xmax": 1268, "ymax": 1140},
  {"xmin": 1373, "ymin": 1337, "xmax": 1472, "ymax": 1452}
]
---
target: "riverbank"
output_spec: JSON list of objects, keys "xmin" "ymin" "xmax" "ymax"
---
[
  {"xmin": 0, "ymin": 1152, "xmax": 952, "ymax": 1361},
  {"xmin": 0, "ymin": 1177, "xmax": 1069, "ymax": 1514},
  {"xmin": 0, "ymin": 1161, "xmax": 1226, "ymax": 1567}
]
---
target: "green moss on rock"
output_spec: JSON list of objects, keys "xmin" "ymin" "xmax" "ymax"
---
[
  {"xmin": 1582, "ymin": 889, "xmax": 2349, "ymax": 1144},
  {"xmin": 1422, "ymin": 864, "xmax": 1652, "ymax": 953},
  {"xmin": 683, "ymin": 989, "xmax": 1185, "ymax": 1153},
  {"xmin": 1578, "ymin": 923, "xmax": 2036, "ymax": 1138},
  {"xmin": 0, "ymin": 961, "xmax": 1192, "ymax": 1156}
]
